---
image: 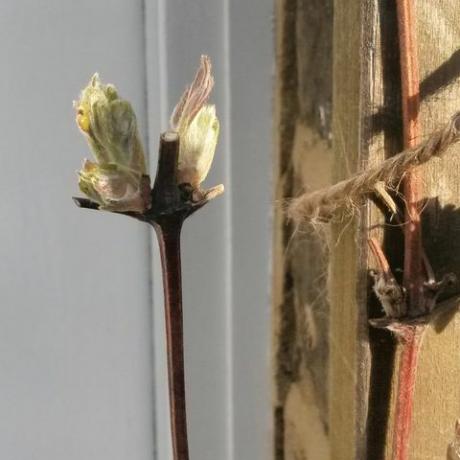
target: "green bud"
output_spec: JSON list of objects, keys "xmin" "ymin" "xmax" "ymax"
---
[
  {"xmin": 78, "ymin": 160, "xmax": 147, "ymax": 212},
  {"xmin": 170, "ymin": 56, "xmax": 221, "ymax": 187},
  {"xmin": 177, "ymin": 105, "xmax": 219, "ymax": 186},
  {"xmin": 75, "ymin": 74, "xmax": 149, "ymax": 212}
]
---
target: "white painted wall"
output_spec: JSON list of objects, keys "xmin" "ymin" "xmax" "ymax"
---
[{"xmin": 0, "ymin": 1, "xmax": 273, "ymax": 459}]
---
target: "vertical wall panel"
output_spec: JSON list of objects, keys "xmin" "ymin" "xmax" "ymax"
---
[
  {"xmin": 145, "ymin": 0, "xmax": 273, "ymax": 459},
  {"xmin": 0, "ymin": 2, "xmax": 154, "ymax": 460},
  {"xmin": 145, "ymin": 2, "xmax": 232, "ymax": 460},
  {"xmin": 227, "ymin": 1, "xmax": 273, "ymax": 459}
]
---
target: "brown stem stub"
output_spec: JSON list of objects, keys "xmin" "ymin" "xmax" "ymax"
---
[{"xmin": 151, "ymin": 131, "xmax": 182, "ymax": 213}]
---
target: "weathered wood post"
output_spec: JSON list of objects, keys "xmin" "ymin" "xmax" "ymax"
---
[{"xmin": 273, "ymin": 1, "xmax": 460, "ymax": 459}]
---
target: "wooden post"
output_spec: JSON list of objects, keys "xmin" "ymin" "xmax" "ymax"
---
[{"xmin": 273, "ymin": 1, "xmax": 460, "ymax": 459}]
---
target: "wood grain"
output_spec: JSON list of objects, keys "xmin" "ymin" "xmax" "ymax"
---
[
  {"xmin": 273, "ymin": 0, "xmax": 334, "ymax": 459},
  {"xmin": 272, "ymin": 1, "xmax": 299, "ymax": 458},
  {"xmin": 274, "ymin": 1, "xmax": 460, "ymax": 459}
]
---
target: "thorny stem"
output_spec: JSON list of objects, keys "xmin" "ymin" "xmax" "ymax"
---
[{"xmin": 394, "ymin": 1, "xmax": 424, "ymax": 460}]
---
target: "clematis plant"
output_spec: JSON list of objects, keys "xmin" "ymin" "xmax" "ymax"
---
[
  {"xmin": 75, "ymin": 74, "xmax": 150, "ymax": 212},
  {"xmin": 171, "ymin": 55, "xmax": 220, "ymax": 189},
  {"xmin": 73, "ymin": 56, "xmax": 222, "ymax": 460}
]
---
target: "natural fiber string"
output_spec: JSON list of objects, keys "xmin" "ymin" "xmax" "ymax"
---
[{"xmin": 287, "ymin": 111, "xmax": 460, "ymax": 223}]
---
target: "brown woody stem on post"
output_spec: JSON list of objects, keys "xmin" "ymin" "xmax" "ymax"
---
[
  {"xmin": 398, "ymin": 0, "xmax": 423, "ymax": 316},
  {"xmin": 394, "ymin": 1, "xmax": 423, "ymax": 460}
]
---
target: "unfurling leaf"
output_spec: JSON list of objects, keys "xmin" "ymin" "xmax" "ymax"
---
[
  {"xmin": 170, "ymin": 56, "xmax": 222, "ymax": 189},
  {"xmin": 75, "ymin": 74, "xmax": 149, "ymax": 212}
]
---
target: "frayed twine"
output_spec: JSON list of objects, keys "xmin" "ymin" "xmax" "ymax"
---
[{"xmin": 287, "ymin": 111, "xmax": 460, "ymax": 223}]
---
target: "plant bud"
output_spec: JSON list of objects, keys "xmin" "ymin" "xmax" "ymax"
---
[
  {"xmin": 75, "ymin": 74, "xmax": 149, "ymax": 212},
  {"xmin": 78, "ymin": 160, "xmax": 148, "ymax": 213},
  {"xmin": 177, "ymin": 105, "xmax": 219, "ymax": 186},
  {"xmin": 170, "ymin": 56, "xmax": 220, "ymax": 187}
]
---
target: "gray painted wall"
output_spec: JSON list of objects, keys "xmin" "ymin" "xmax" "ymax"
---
[
  {"xmin": 0, "ymin": 2, "xmax": 154, "ymax": 459},
  {"xmin": 0, "ymin": 1, "xmax": 273, "ymax": 459}
]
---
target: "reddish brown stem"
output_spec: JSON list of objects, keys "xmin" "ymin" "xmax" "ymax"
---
[
  {"xmin": 392, "ymin": 326, "xmax": 424, "ymax": 460},
  {"xmin": 397, "ymin": 0, "xmax": 423, "ymax": 310},
  {"xmin": 369, "ymin": 237, "xmax": 391, "ymax": 275},
  {"xmin": 154, "ymin": 217, "xmax": 189, "ymax": 460},
  {"xmin": 393, "ymin": 1, "xmax": 424, "ymax": 459}
]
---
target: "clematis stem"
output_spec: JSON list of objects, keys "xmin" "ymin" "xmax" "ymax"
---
[
  {"xmin": 148, "ymin": 133, "xmax": 190, "ymax": 460},
  {"xmin": 153, "ymin": 217, "xmax": 189, "ymax": 460},
  {"xmin": 393, "ymin": 2, "xmax": 422, "ymax": 459},
  {"xmin": 75, "ymin": 130, "xmax": 223, "ymax": 460}
]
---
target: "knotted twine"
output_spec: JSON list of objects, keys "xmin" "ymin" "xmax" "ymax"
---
[{"xmin": 288, "ymin": 112, "xmax": 460, "ymax": 223}]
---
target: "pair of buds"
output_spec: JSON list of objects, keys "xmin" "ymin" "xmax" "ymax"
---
[
  {"xmin": 74, "ymin": 56, "xmax": 222, "ymax": 212},
  {"xmin": 368, "ymin": 238, "xmax": 456, "ymax": 320}
]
